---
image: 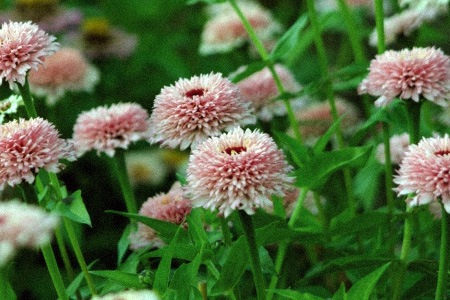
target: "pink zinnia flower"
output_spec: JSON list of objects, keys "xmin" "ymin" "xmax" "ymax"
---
[
  {"xmin": 91, "ymin": 289, "xmax": 160, "ymax": 300},
  {"xmin": 185, "ymin": 127, "xmax": 293, "ymax": 217},
  {"xmin": 376, "ymin": 133, "xmax": 410, "ymax": 165},
  {"xmin": 148, "ymin": 72, "xmax": 255, "ymax": 150},
  {"xmin": 233, "ymin": 64, "xmax": 305, "ymax": 122},
  {"xmin": 129, "ymin": 182, "xmax": 192, "ymax": 250},
  {"xmin": 0, "ymin": 21, "xmax": 59, "ymax": 89},
  {"xmin": 28, "ymin": 47, "xmax": 100, "ymax": 105},
  {"xmin": 358, "ymin": 47, "xmax": 450, "ymax": 107},
  {"xmin": 199, "ymin": 1, "xmax": 282, "ymax": 55},
  {"xmin": 0, "ymin": 200, "xmax": 59, "ymax": 266},
  {"xmin": 0, "ymin": 118, "xmax": 75, "ymax": 190},
  {"xmin": 72, "ymin": 103, "xmax": 150, "ymax": 157},
  {"xmin": 394, "ymin": 134, "xmax": 450, "ymax": 213}
]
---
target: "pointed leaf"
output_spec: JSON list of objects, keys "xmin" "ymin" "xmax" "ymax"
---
[
  {"xmin": 89, "ymin": 270, "xmax": 143, "ymax": 289},
  {"xmin": 312, "ymin": 115, "xmax": 344, "ymax": 154},
  {"xmin": 50, "ymin": 190, "xmax": 91, "ymax": 226},
  {"xmin": 270, "ymin": 289, "xmax": 324, "ymax": 300},
  {"xmin": 347, "ymin": 263, "xmax": 391, "ymax": 300},
  {"xmin": 273, "ymin": 130, "xmax": 310, "ymax": 167},
  {"xmin": 269, "ymin": 14, "xmax": 308, "ymax": 61}
]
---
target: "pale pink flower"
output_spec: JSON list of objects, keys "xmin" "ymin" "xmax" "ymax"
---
[
  {"xmin": 400, "ymin": 0, "xmax": 449, "ymax": 10},
  {"xmin": 369, "ymin": 8, "xmax": 443, "ymax": 47},
  {"xmin": 148, "ymin": 72, "xmax": 255, "ymax": 150},
  {"xmin": 28, "ymin": 47, "xmax": 100, "ymax": 105},
  {"xmin": 129, "ymin": 182, "xmax": 192, "ymax": 250},
  {"xmin": 0, "ymin": 118, "xmax": 75, "ymax": 190},
  {"xmin": 91, "ymin": 289, "xmax": 160, "ymax": 300},
  {"xmin": 316, "ymin": 0, "xmax": 377, "ymax": 13},
  {"xmin": 72, "ymin": 103, "xmax": 150, "ymax": 157},
  {"xmin": 0, "ymin": 21, "xmax": 59, "ymax": 89},
  {"xmin": 358, "ymin": 47, "xmax": 450, "ymax": 107},
  {"xmin": 394, "ymin": 134, "xmax": 450, "ymax": 213},
  {"xmin": 376, "ymin": 133, "xmax": 410, "ymax": 165},
  {"xmin": 63, "ymin": 17, "xmax": 138, "ymax": 60},
  {"xmin": 125, "ymin": 150, "xmax": 169, "ymax": 187},
  {"xmin": 0, "ymin": 200, "xmax": 59, "ymax": 266},
  {"xmin": 295, "ymin": 98, "xmax": 360, "ymax": 141},
  {"xmin": 199, "ymin": 1, "xmax": 282, "ymax": 55},
  {"xmin": 185, "ymin": 127, "xmax": 293, "ymax": 217},
  {"xmin": 233, "ymin": 64, "xmax": 305, "ymax": 122},
  {"xmin": 0, "ymin": 1, "xmax": 83, "ymax": 34}
]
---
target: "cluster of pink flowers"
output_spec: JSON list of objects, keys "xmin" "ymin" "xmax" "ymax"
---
[
  {"xmin": 148, "ymin": 72, "xmax": 255, "ymax": 150},
  {"xmin": 0, "ymin": 118, "xmax": 75, "ymax": 190},
  {"xmin": 28, "ymin": 47, "xmax": 100, "ymax": 105},
  {"xmin": 185, "ymin": 127, "xmax": 293, "ymax": 217},
  {"xmin": 72, "ymin": 103, "xmax": 151, "ymax": 157},
  {"xmin": 0, "ymin": 21, "xmax": 59, "ymax": 89},
  {"xmin": 233, "ymin": 64, "xmax": 305, "ymax": 122},
  {"xmin": 358, "ymin": 47, "xmax": 450, "ymax": 107},
  {"xmin": 129, "ymin": 182, "xmax": 192, "ymax": 250},
  {"xmin": 199, "ymin": 1, "xmax": 282, "ymax": 55},
  {"xmin": 394, "ymin": 134, "xmax": 450, "ymax": 213},
  {"xmin": 0, "ymin": 200, "xmax": 59, "ymax": 267}
]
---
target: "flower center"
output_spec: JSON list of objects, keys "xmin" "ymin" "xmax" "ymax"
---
[
  {"xmin": 435, "ymin": 150, "xmax": 450, "ymax": 156},
  {"xmin": 185, "ymin": 88, "xmax": 205, "ymax": 98},
  {"xmin": 15, "ymin": 0, "xmax": 58, "ymax": 22},
  {"xmin": 224, "ymin": 146, "xmax": 247, "ymax": 155},
  {"xmin": 0, "ymin": 101, "xmax": 11, "ymax": 112},
  {"xmin": 82, "ymin": 18, "xmax": 112, "ymax": 45}
]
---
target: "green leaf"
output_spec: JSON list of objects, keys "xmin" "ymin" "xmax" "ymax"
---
[
  {"xmin": 117, "ymin": 224, "xmax": 132, "ymax": 265},
  {"xmin": 273, "ymin": 130, "xmax": 310, "ymax": 167},
  {"xmin": 66, "ymin": 261, "xmax": 98, "ymax": 297},
  {"xmin": 347, "ymin": 262, "xmax": 391, "ymax": 299},
  {"xmin": 328, "ymin": 210, "xmax": 391, "ymax": 237},
  {"xmin": 312, "ymin": 115, "xmax": 344, "ymax": 155},
  {"xmin": 228, "ymin": 61, "xmax": 267, "ymax": 83},
  {"xmin": 294, "ymin": 146, "xmax": 372, "ymax": 189},
  {"xmin": 187, "ymin": 209, "xmax": 209, "ymax": 245},
  {"xmin": 332, "ymin": 283, "xmax": 347, "ymax": 300},
  {"xmin": 89, "ymin": 270, "xmax": 143, "ymax": 289},
  {"xmin": 269, "ymin": 14, "xmax": 308, "ymax": 61},
  {"xmin": 270, "ymin": 289, "xmax": 324, "ymax": 300},
  {"xmin": 210, "ymin": 236, "xmax": 248, "ymax": 295},
  {"xmin": 49, "ymin": 190, "xmax": 92, "ymax": 226}
]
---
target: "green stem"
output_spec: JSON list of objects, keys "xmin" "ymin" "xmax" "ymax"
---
[
  {"xmin": 16, "ymin": 78, "xmax": 38, "ymax": 119},
  {"xmin": 382, "ymin": 122, "xmax": 395, "ymax": 255},
  {"xmin": 227, "ymin": 0, "xmax": 303, "ymax": 144},
  {"xmin": 306, "ymin": 0, "xmax": 355, "ymax": 214},
  {"xmin": 220, "ymin": 217, "xmax": 232, "ymax": 246},
  {"xmin": 110, "ymin": 149, "xmax": 138, "ymax": 215},
  {"xmin": 238, "ymin": 211, "xmax": 266, "ymax": 300},
  {"xmin": 40, "ymin": 243, "xmax": 69, "ymax": 300},
  {"xmin": 374, "ymin": 0, "xmax": 386, "ymax": 54},
  {"xmin": 435, "ymin": 203, "xmax": 449, "ymax": 300},
  {"xmin": 406, "ymin": 102, "xmax": 421, "ymax": 145},
  {"xmin": 54, "ymin": 226, "xmax": 76, "ymax": 281}
]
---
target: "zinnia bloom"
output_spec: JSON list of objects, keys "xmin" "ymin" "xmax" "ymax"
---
[
  {"xmin": 148, "ymin": 72, "xmax": 255, "ymax": 150},
  {"xmin": 375, "ymin": 133, "xmax": 410, "ymax": 165},
  {"xmin": 91, "ymin": 289, "xmax": 160, "ymax": 300},
  {"xmin": 129, "ymin": 182, "xmax": 192, "ymax": 250},
  {"xmin": 233, "ymin": 64, "xmax": 305, "ymax": 122},
  {"xmin": 0, "ymin": 200, "xmax": 59, "ymax": 266},
  {"xmin": 72, "ymin": 103, "xmax": 151, "ymax": 157},
  {"xmin": 0, "ymin": 118, "xmax": 75, "ymax": 190},
  {"xmin": 394, "ymin": 134, "xmax": 450, "ymax": 213},
  {"xmin": 358, "ymin": 47, "xmax": 450, "ymax": 107},
  {"xmin": 28, "ymin": 47, "xmax": 100, "ymax": 105},
  {"xmin": 185, "ymin": 127, "xmax": 293, "ymax": 217},
  {"xmin": 199, "ymin": 1, "xmax": 282, "ymax": 55},
  {"xmin": 0, "ymin": 21, "xmax": 59, "ymax": 89}
]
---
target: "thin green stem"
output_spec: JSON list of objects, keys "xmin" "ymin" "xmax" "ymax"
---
[
  {"xmin": 227, "ymin": 0, "xmax": 303, "ymax": 143},
  {"xmin": 110, "ymin": 149, "xmax": 138, "ymax": 215},
  {"xmin": 374, "ymin": 0, "xmax": 386, "ymax": 54},
  {"xmin": 40, "ymin": 243, "xmax": 69, "ymax": 300},
  {"xmin": 17, "ymin": 78, "xmax": 38, "ymax": 118},
  {"xmin": 406, "ymin": 102, "xmax": 421, "ymax": 145},
  {"xmin": 382, "ymin": 122, "xmax": 395, "ymax": 255},
  {"xmin": 54, "ymin": 226, "xmax": 76, "ymax": 281},
  {"xmin": 220, "ymin": 217, "xmax": 232, "ymax": 246},
  {"xmin": 306, "ymin": 0, "xmax": 355, "ymax": 214},
  {"xmin": 435, "ymin": 203, "xmax": 449, "ymax": 300},
  {"xmin": 238, "ymin": 211, "xmax": 266, "ymax": 300}
]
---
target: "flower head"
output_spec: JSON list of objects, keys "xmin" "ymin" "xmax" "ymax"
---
[
  {"xmin": 0, "ymin": 200, "xmax": 59, "ymax": 266},
  {"xmin": 233, "ymin": 64, "xmax": 305, "ymax": 121},
  {"xmin": 0, "ymin": 94, "xmax": 23, "ymax": 124},
  {"xmin": 72, "ymin": 103, "xmax": 150, "ymax": 157},
  {"xmin": 28, "ymin": 47, "xmax": 100, "ymax": 105},
  {"xmin": 199, "ymin": 1, "xmax": 282, "ymax": 55},
  {"xmin": 185, "ymin": 127, "xmax": 293, "ymax": 217},
  {"xmin": 125, "ymin": 150, "xmax": 169, "ymax": 187},
  {"xmin": 358, "ymin": 47, "xmax": 450, "ymax": 107},
  {"xmin": 0, "ymin": 118, "xmax": 75, "ymax": 190},
  {"xmin": 376, "ymin": 133, "xmax": 410, "ymax": 165},
  {"xmin": 148, "ymin": 72, "xmax": 255, "ymax": 150},
  {"xmin": 91, "ymin": 289, "xmax": 160, "ymax": 300},
  {"xmin": 0, "ymin": 21, "xmax": 59, "ymax": 89},
  {"xmin": 129, "ymin": 182, "xmax": 192, "ymax": 250},
  {"xmin": 394, "ymin": 134, "xmax": 450, "ymax": 213}
]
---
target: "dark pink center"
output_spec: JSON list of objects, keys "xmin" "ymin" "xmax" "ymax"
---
[
  {"xmin": 224, "ymin": 146, "xmax": 247, "ymax": 155},
  {"xmin": 435, "ymin": 150, "xmax": 450, "ymax": 156},
  {"xmin": 185, "ymin": 88, "xmax": 205, "ymax": 98}
]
